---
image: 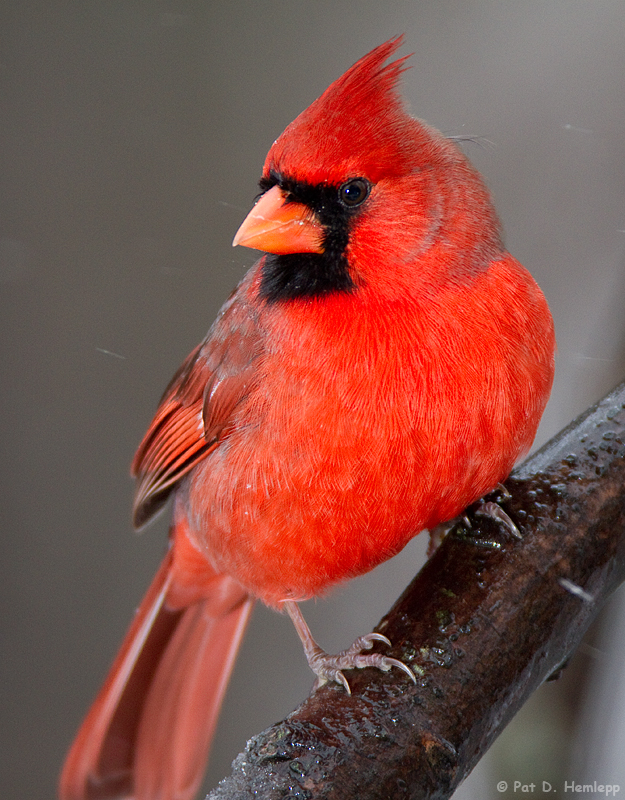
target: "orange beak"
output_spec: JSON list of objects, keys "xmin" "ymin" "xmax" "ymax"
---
[{"xmin": 232, "ymin": 185, "xmax": 324, "ymax": 254}]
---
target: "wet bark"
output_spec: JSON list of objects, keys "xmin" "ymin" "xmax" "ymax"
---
[{"xmin": 207, "ymin": 381, "xmax": 625, "ymax": 800}]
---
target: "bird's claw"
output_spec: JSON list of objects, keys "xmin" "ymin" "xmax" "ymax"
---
[
  {"xmin": 309, "ymin": 632, "xmax": 416, "ymax": 694},
  {"xmin": 475, "ymin": 501, "xmax": 521, "ymax": 539},
  {"xmin": 342, "ymin": 631, "xmax": 391, "ymax": 656}
]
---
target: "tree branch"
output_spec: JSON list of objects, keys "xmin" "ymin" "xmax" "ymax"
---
[{"xmin": 207, "ymin": 381, "xmax": 625, "ymax": 800}]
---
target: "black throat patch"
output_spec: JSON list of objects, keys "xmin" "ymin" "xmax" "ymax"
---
[{"xmin": 258, "ymin": 172, "xmax": 358, "ymax": 303}]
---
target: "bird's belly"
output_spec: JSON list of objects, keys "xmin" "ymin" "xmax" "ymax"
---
[
  {"xmin": 184, "ymin": 425, "xmax": 417, "ymax": 605},
  {"xmin": 182, "ymin": 381, "xmax": 521, "ymax": 607}
]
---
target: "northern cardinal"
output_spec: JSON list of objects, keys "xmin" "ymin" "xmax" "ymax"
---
[{"xmin": 59, "ymin": 36, "xmax": 555, "ymax": 800}]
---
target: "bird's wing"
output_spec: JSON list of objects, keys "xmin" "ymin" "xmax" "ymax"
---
[{"xmin": 131, "ymin": 291, "xmax": 263, "ymax": 528}]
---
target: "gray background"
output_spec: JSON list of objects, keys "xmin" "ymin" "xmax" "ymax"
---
[{"xmin": 2, "ymin": 2, "xmax": 625, "ymax": 798}]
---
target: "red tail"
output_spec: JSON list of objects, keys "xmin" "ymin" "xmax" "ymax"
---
[{"xmin": 59, "ymin": 546, "xmax": 253, "ymax": 800}]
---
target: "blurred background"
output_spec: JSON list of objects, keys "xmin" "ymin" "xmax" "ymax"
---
[{"xmin": 2, "ymin": 2, "xmax": 625, "ymax": 798}]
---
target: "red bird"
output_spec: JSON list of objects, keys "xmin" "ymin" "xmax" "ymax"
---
[{"xmin": 59, "ymin": 37, "xmax": 555, "ymax": 800}]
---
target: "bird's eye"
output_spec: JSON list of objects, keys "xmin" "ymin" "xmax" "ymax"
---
[{"xmin": 338, "ymin": 178, "xmax": 371, "ymax": 208}]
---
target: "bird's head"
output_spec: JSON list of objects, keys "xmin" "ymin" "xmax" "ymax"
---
[{"xmin": 234, "ymin": 36, "xmax": 503, "ymax": 304}]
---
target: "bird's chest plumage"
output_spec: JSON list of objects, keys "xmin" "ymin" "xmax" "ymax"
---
[
  {"xmin": 183, "ymin": 265, "xmax": 552, "ymax": 606},
  {"xmin": 184, "ymin": 305, "xmax": 417, "ymax": 603}
]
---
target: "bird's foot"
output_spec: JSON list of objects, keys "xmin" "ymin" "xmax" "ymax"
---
[
  {"xmin": 474, "ymin": 500, "xmax": 521, "ymax": 539},
  {"xmin": 451, "ymin": 485, "xmax": 521, "ymax": 550},
  {"xmin": 428, "ymin": 486, "xmax": 519, "ymax": 556},
  {"xmin": 283, "ymin": 601, "xmax": 415, "ymax": 694},
  {"xmin": 307, "ymin": 632, "xmax": 416, "ymax": 694}
]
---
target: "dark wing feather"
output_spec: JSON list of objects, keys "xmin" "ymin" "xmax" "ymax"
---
[{"xmin": 131, "ymin": 295, "xmax": 263, "ymax": 529}]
